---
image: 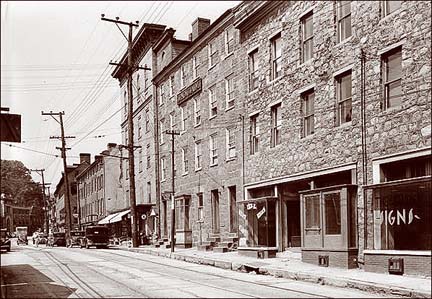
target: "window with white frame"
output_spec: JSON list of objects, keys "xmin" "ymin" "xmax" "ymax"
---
[
  {"xmin": 225, "ymin": 27, "xmax": 234, "ymax": 55},
  {"xmin": 382, "ymin": 0, "xmax": 401, "ymax": 17},
  {"xmin": 161, "ymin": 157, "xmax": 166, "ymax": 181},
  {"xmin": 169, "ymin": 113, "xmax": 174, "ymax": 131},
  {"xmin": 336, "ymin": 1, "xmax": 351, "ymax": 43},
  {"xmin": 137, "ymin": 73, "xmax": 141, "ymax": 104},
  {"xmin": 249, "ymin": 49, "xmax": 259, "ymax": 91},
  {"xmin": 169, "ymin": 75, "xmax": 174, "ymax": 97},
  {"xmin": 270, "ymin": 103, "xmax": 282, "ymax": 147},
  {"xmin": 180, "ymin": 106, "xmax": 186, "ymax": 132},
  {"xmin": 192, "ymin": 55, "xmax": 199, "ymax": 79},
  {"xmin": 159, "ymin": 84, "xmax": 165, "ymax": 105},
  {"xmin": 146, "ymin": 144, "xmax": 151, "ymax": 169},
  {"xmin": 194, "ymin": 98, "xmax": 201, "ymax": 126},
  {"xmin": 144, "ymin": 71, "xmax": 149, "ymax": 92},
  {"xmin": 145, "ymin": 109, "xmax": 150, "ymax": 132},
  {"xmin": 271, "ymin": 33, "xmax": 282, "ymax": 80},
  {"xmin": 138, "ymin": 149, "xmax": 143, "ymax": 172},
  {"xmin": 302, "ymin": 90, "xmax": 315, "ymax": 137},
  {"xmin": 226, "ymin": 128, "xmax": 236, "ymax": 159},
  {"xmin": 160, "ymin": 119, "xmax": 165, "ymax": 144},
  {"xmin": 301, "ymin": 12, "xmax": 313, "ymax": 63},
  {"xmin": 138, "ymin": 116, "xmax": 142, "ymax": 138},
  {"xmin": 250, "ymin": 114, "xmax": 259, "ymax": 155},
  {"xmin": 182, "ymin": 148, "xmax": 188, "ymax": 174},
  {"xmin": 225, "ymin": 75, "xmax": 235, "ymax": 109},
  {"xmin": 336, "ymin": 71, "xmax": 352, "ymax": 125},
  {"xmin": 209, "ymin": 86, "xmax": 217, "ymax": 118},
  {"xmin": 195, "ymin": 140, "xmax": 202, "ymax": 170},
  {"xmin": 124, "ymin": 90, "xmax": 128, "ymax": 115},
  {"xmin": 180, "ymin": 65, "xmax": 186, "ymax": 88},
  {"xmin": 382, "ymin": 47, "xmax": 402, "ymax": 109},
  {"xmin": 210, "ymin": 134, "xmax": 218, "ymax": 166},
  {"xmin": 208, "ymin": 41, "xmax": 218, "ymax": 68}
]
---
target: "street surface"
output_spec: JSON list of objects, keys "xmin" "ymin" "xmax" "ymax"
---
[{"xmin": 1, "ymin": 240, "xmax": 393, "ymax": 298}]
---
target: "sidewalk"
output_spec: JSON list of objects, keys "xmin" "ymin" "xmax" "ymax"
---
[{"xmin": 115, "ymin": 245, "xmax": 431, "ymax": 298}]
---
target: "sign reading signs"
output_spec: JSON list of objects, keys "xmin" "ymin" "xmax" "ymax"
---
[
  {"xmin": 246, "ymin": 203, "xmax": 257, "ymax": 210},
  {"xmin": 177, "ymin": 78, "xmax": 202, "ymax": 106},
  {"xmin": 375, "ymin": 208, "xmax": 420, "ymax": 226}
]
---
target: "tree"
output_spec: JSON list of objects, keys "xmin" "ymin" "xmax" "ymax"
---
[{"xmin": 0, "ymin": 160, "xmax": 43, "ymax": 207}]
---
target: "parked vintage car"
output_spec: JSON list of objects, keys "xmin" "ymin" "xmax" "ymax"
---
[
  {"xmin": 53, "ymin": 232, "xmax": 66, "ymax": 246},
  {"xmin": 0, "ymin": 229, "xmax": 11, "ymax": 252},
  {"xmin": 83, "ymin": 226, "xmax": 109, "ymax": 249},
  {"xmin": 69, "ymin": 230, "xmax": 85, "ymax": 248}
]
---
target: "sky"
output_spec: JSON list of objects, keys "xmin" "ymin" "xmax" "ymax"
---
[{"xmin": 1, "ymin": 1, "xmax": 239, "ymax": 190}]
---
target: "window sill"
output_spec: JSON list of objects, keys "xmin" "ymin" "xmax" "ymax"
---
[
  {"xmin": 379, "ymin": 8, "xmax": 402, "ymax": 23},
  {"xmin": 209, "ymin": 162, "xmax": 218, "ymax": 168},
  {"xmin": 226, "ymin": 157, "xmax": 236, "ymax": 162},
  {"xmin": 248, "ymin": 88, "xmax": 259, "ymax": 96},
  {"xmin": 208, "ymin": 64, "xmax": 217, "ymax": 71},
  {"xmin": 225, "ymin": 105, "xmax": 235, "ymax": 113},
  {"xmin": 301, "ymin": 133, "xmax": 315, "ymax": 140},
  {"xmin": 298, "ymin": 58, "xmax": 313, "ymax": 68},
  {"xmin": 209, "ymin": 114, "xmax": 217, "ymax": 120},
  {"xmin": 195, "ymin": 167, "xmax": 202, "ymax": 172},
  {"xmin": 180, "ymin": 130, "xmax": 185, "ymax": 136},
  {"xmin": 223, "ymin": 52, "xmax": 234, "ymax": 60},
  {"xmin": 267, "ymin": 76, "xmax": 283, "ymax": 86},
  {"xmin": 381, "ymin": 104, "xmax": 402, "ymax": 115},
  {"xmin": 335, "ymin": 35, "xmax": 353, "ymax": 47},
  {"xmin": 194, "ymin": 123, "xmax": 201, "ymax": 128},
  {"xmin": 182, "ymin": 172, "xmax": 188, "ymax": 176},
  {"xmin": 335, "ymin": 121, "xmax": 352, "ymax": 129}
]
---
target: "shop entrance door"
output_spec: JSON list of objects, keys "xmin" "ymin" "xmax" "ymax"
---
[
  {"xmin": 286, "ymin": 200, "xmax": 301, "ymax": 247},
  {"xmin": 162, "ymin": 200, "xmax": 168, "ymax": 237},
  {"xmin": 211, "ymin": 190, "xmax": 220, "ymax": 234}
]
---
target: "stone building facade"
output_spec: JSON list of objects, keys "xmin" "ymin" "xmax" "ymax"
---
[
  {"xmin": 232, "ymin": 0, "xmax": 431, "ymax": 275},
  {"xmin": 153, "ymin": 10, "xmax": 245, "ymax": 249},
  {"xmin": 111, "ymin": 24, "xmax": 166, "ymax": 242}
]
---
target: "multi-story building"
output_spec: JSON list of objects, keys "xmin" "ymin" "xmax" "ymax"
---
[
  {"xmin": 111, "ymin": 23, "xmax": 166, "ymax": 243},
  {"xmin": 232, "ymin": 0, "xmax": 430, "ymax": 275},
  {"xmin": 77, "ymin": 144, "xmax": 124, "ymax": 233},
  {"xmin": 53, "ymin": 155, "xmax": 89, "ymax": 232},
  {"xmin": 153, "ymin": 10, "xmax": 245, "ymax": 249}
]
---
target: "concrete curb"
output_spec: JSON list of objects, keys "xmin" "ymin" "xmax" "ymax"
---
[{"xmin": 117, "ymin": 247, "xmax": 430, "ymax": 298}]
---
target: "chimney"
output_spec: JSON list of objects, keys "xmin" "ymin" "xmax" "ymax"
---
[
  {"xmin": 191, "ymin": 18, "xmax": 210, "ymax": 41},
  {"xmin": 107, "ymin": 143, "xmax": 117, "ymax": 150},
  {"xmin": 79, "ymin": 153, "xmax": 91, "ymax": 165}
]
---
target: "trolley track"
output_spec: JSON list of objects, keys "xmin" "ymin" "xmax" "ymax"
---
[{"xmin": 83, "ymin": 249, "xmax": 329, "ymax": 298}]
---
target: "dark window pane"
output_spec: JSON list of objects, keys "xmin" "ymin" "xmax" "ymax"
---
[
  {"xmin": 305, "ymin": 195, "xmax": 320, "ymax": 233},
  {"xmin": 387, "ymin": 79, "xmax": 402, "ymax": 108},
  {"xmin": 324, "ymin": 193, "xmax": 341, "ymax": 235},
  {"xmin": 387, "ymin": 51, "xmax": 402, "ymax": 81}
]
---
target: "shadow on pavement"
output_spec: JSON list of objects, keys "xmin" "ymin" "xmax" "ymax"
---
[{"xmin": 1, "ymin": 264, "xmax": 76, "ymax": 298}]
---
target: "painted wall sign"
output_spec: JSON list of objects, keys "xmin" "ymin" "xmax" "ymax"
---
[
  {"xmin": 177, "ymin": 78, "xmax": 202, "ymax": 105},
  {"xmin": 238, "ymin": 209, "xmax": 246, "ymax": 220},
  {"xmin": 246, "ymin": 203, "xmax": 257, "ymax": 210},
  {"xmin": 375, "ymin": 208, "xmax": 420, "ymax": 226},
  {"xmin": 257, "ymin": 207, "xmax": 266, "ymax": 219}
]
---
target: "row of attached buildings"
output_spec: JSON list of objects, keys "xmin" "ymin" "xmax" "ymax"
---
[{"xmin": 51, "ymin": 1, "xmax": 431, "ymax": 277}]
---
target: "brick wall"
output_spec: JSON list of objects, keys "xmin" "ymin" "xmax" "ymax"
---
[{"xmin": 364, "ymin": 253, "xmax": 432, "ymax": 277}]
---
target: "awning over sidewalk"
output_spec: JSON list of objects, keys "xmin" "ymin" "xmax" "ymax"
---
[
  {"xmin": 98, "ymin": 213, "xmax": 117, "ymax": 225},
  {"xmin": 109, "ymin": 209, "xmax": 130, "ymax": 223}
]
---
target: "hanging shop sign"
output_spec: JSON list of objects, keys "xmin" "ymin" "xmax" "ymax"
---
[
  {"xmin": 177, "ymin": 78, "xmax": 202, "ymax": 106},
  {"xmin": 246, "ymin": 203, "xmax": 257, "ymax": 210},
  {"xmin": 375, "ymin": 208, "xmax": 420, "ymax": 226},
  {"xmin": 257, "ymin": 207, "xmax": 266, "ymax": 219}
]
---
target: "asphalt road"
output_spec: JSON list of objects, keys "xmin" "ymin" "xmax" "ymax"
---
[{"xmin": 1, "ymin": 241, "xmax": 392, "ymax": 298}]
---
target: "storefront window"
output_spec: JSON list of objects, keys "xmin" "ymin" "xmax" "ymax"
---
[
  {"xmin": 175, "ymin": 197, "xmax": 190, "ymax": 231},
  {"xmin": 305, "ymin": 195, "xmax": 320, "ymax": 234},
  {"xmin": 372, "ymin": 180, "xmax": 431, "ymax": 250},
  {"xmin": 245, "ymin": 198, "xmax": 276, "ymax": 247},
  {"xmin": 324, "ymin": 192, "xmax": 341, "ymax": 235}
]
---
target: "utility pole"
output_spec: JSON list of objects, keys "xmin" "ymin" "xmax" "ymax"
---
[
  {"xmin": 30, "ymin": 169, "xmax": 50, "ymax": 235},
  {"xmin": 165, "ymin": 130, "xmax": 180, "ymax": 252},
  {"xmin": 41, "ymin": 111, "xmax": 75, "ymax": 240},
  {"xmin": 101, "ymin": 14, "xmax": 150, "ymax": 247}
]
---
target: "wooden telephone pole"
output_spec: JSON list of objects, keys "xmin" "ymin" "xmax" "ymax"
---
[
  {"xmin": 30, "ymin": 169, "xmax": 50, "ymax": 235},
  {"xmin": 41, "ymin": 111, "xmax": 75, "ymax": 240},
  {"xmin": 166, "ymin": 130, "xmax": 180, "ymax": 252},
  {"xmin": 101, "ymin": 14, "xmax": 150, "ymax": 247}
]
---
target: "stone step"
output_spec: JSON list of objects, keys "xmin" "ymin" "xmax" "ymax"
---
[
  {"xmin": 225, "ymin": 232, "xmax": 238, "ymax": 238},
  {"xmin": 199, "ymin": 241, "xmax": 214, "ymax": 247},
  {"xmin": 219, "ymin": 241, "xmax": 233, "ymax": 247},
  {"xmin": 160, "ymin": 243, "xmax": 171, "ymax": 249},
  {"xmin": 222, "ymin": 237, "xmax": 238, "ymax": 243},
  {"xmin": 207, "ymin": 236, "xmax": 221, "ymax": 242},
  {"xmin": 208, "ymin": 233, "xmax": 221, "ymax": 238},
  {"xmin": 197, "ymin": 244, "xmax": 212, "ymax": 251},
  {"xmin": 213, "ymin": 246, "xmax": 228, "ymax": 253}
]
